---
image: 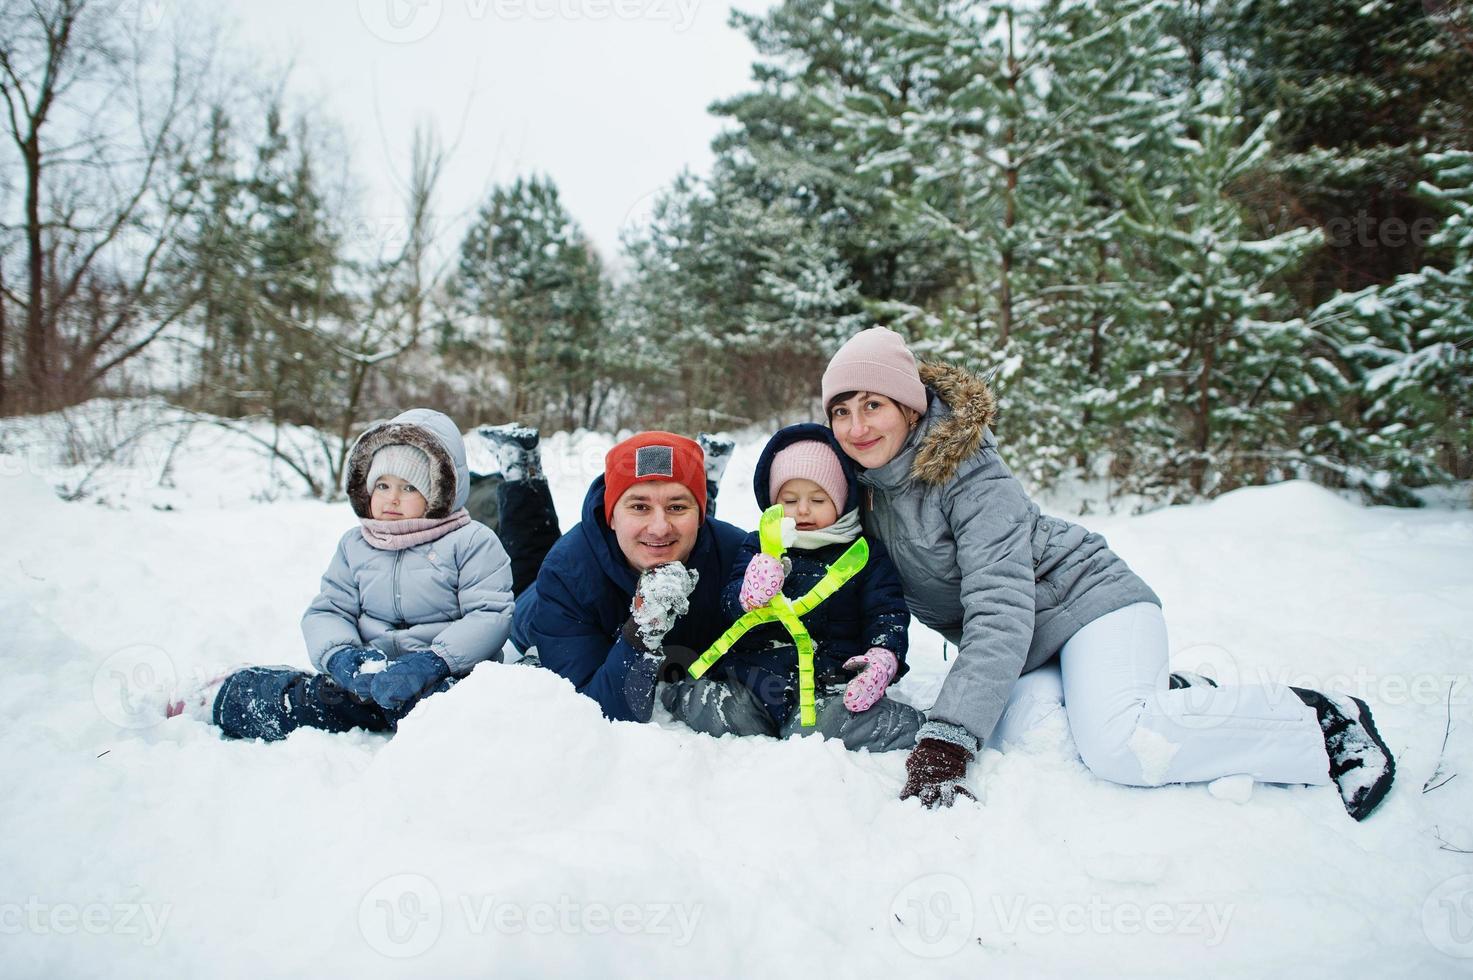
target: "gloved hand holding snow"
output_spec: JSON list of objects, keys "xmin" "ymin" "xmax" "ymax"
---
[
  {"xmin": 625, "ymin": 562, "xmax": 700, "ymax": 653},
  {"xmin": 842, "ymin": 647, "xmax": 898, "ymax": 713},
  {"xmin": 368, "ymin": 650, "xmax": 452, "ymax": 716},
  {"xmin": 739, "ymin": 552, "xmax": 786, "ymax": 611},
  {"xmin": 324, "ymin": 646, "xmax": 386, "ymax": 703}
]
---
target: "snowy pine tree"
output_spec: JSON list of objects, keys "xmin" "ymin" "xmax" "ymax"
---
[
  {"xmin": 453, "ymin": 176, "xmax": 608, "ymax": 429},
  {"xmin": 1119, "ymin": 91, "xmax": 1322, "ymax": 498},
  {"xmin": 1312, "ymin": 149, "xmax": 1473, "ymax": 497}
]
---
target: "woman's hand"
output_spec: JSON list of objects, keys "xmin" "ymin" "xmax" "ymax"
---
[
  {"xmin": 842, "ymin": 647, "xmax": 898, "ymax": 712},
  {"xmin": 738, "ymin": 553, "xmax": 785, "ymax": 611},
  {"xmin": 900, "ymin": 738, "xmax": 976, "ymax": 809}
]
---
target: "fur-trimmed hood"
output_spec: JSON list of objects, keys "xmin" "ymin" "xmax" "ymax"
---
[
  {"xmin": 346, "ymin": 409, "xmax": 469, "ymax": 519},
  {"xmin": 910, "ymin": 361, "xmax": 998, "ymax": 486}
]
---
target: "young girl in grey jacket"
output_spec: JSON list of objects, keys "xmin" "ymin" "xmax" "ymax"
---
[{"xmin": 172, "ymin": 409, "xmax": 516, "ymax": 740}]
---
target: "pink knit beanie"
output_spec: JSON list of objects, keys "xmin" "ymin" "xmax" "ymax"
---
[
  {"xmin": 822, "ymin": 326, "xmax": 928, "ymax": 415},
  {"xmin": 768, "ymin": 440, "xmax": 848, "ymax": 514}
]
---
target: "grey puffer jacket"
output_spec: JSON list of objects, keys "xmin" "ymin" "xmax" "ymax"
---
[
  {"xmin": 857, "ymin": 363, "xmax": 1160, "ymax": 746},
  {"xmin": 301, "ymin": 409, "xmax": 515, "ymax": 675}
]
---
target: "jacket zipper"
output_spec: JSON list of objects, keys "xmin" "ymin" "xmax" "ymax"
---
[{"xmin": 391, "ymin": 550, "xmax": 406, "ymax": 655}]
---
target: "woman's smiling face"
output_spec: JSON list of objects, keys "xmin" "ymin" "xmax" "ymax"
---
[{"xmin": 828, "ymin": 391, "xmax": 916, "ymax": 469}]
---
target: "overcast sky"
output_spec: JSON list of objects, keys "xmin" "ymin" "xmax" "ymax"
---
[{"xmin": 205, "ymin": 0, "xmax": 775, "ymax": 265}]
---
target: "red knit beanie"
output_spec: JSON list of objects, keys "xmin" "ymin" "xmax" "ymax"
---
[
  {"xmin": 822, "ymin": 326, "xmax": 928, "ymax": 415},
  {"xmin": 603, "ymin": 431, "xmax": 707, "ymax": 523}
]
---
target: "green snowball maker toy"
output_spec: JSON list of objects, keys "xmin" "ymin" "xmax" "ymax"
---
[{"xmin": 688, "ymin": 503, "xmax": 869, "ymax": 727}]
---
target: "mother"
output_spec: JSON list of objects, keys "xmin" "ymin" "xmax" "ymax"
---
[{"xmin": 821, "ymin": 327, "xmax": 1395, "ymax": 819}]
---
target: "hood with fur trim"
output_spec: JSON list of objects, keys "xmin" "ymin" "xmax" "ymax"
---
[
  {"xmin": 346, "ymin": 408, "xmax": 469, "ymax": 519},
  {"xmin": 910, "ymin": 361, "xmax": 999, "ymax": 487}
]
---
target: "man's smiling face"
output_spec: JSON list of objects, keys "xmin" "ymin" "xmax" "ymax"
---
[{"xmin": 608, "ymin": 481, "xmax": 701, "ymax": 570}]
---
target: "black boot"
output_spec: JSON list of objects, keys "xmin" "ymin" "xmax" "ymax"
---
[
  {"xmin": 1291, "ymin": 687, "xmax": 1395, "ymax": 821},
  {"xmin": 698, "ymin": 433, "xmax": 734, "ymax": 519},
  {"xmin": 478, "ymin": 423, "xmax": 542, "ymax": 482},
  {"xmin": 1168, "ymin": 670, "xmax": 1219, "ymax": 690}
]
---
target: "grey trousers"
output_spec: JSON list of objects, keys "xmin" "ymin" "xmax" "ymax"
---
[{"xmin": 660, "ymin": 676, "xmax": 922, "ymax": 753}]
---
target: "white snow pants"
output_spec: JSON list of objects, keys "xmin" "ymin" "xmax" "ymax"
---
[{"xmin": 989, "ymin": 602, "xmax": 1331, "ymax": 787}]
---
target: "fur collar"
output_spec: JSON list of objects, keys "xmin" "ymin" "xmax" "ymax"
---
[
  {"xmin": 911, "ymin": 361, "xmax": 998, "ymax": 486},
  {"xmin": 346, "ymin": 422, "xmax": 459, "ymax": 520}
]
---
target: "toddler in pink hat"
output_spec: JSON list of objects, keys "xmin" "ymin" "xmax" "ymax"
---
[{"xmin": 659, "ymin": 424, "xmax": 923, "ymax": 752}]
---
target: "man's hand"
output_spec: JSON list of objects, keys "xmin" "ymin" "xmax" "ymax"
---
[{"xmin": 622, "ymin": 562, "xmax": 700, "ymax": 654}]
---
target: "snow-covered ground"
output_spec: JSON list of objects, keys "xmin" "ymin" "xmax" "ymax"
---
[{"xmin": 2, "ymin": 403, "xmax": 1471, "ymax": 977}]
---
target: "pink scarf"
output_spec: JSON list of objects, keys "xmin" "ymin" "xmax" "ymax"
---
[{"xmin": 359, "ymin": 509, "xmax": 472, "ymax": 551}]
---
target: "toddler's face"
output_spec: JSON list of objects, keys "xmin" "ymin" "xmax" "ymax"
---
[
  {"xmin": 370, "ymin": 475, "xmax": 428, "ymax": 520},
  {"xmin": 777, "ymin": 478, "xmax": 838, "ymax": 532}
]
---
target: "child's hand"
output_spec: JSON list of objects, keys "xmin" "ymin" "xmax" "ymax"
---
[
  {"xmin": 841, "ymin": 647, "xmax": 898, "ymax": 712},
  {"xmin": 739, "ymin": 553, "xmax": 786, "ymax": 611},
  {"xmin": 369, "ymin": 651, "xmax": 452, "ymax": 716},
  {"xmin": 325, "ymin": 646, "xmax": 387, "ymax": 703}
]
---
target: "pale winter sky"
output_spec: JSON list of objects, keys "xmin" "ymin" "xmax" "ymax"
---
[{"xmin": 196, "ymin": 0, "xmax": 775, "ymax": 266}]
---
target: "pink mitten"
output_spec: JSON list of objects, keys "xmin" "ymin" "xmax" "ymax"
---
[
  {"xmin": 739, "ymin": 553, "xmax": 786, "ymax": 611},
  {"xmin": 842, "ymin": 648, "xmax": 899, "ymax": 712}
]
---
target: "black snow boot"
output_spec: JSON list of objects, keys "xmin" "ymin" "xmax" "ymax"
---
[
  {"xmin": 478, "ymin": 423, "xmax": 542, "ymax": 482},
  {"xmin": 1291, "ymin": 687, "xmax": 1395, "ymax": 821},
  {"xmin": 698, "ymin": 433, "xmax": 735, "ymax": 518},
  {"xmin": 1168, "ymin": 671, "xmax": 1219, "ymax": 690}
]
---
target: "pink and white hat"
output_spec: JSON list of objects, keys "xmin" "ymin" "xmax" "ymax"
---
[{"xmin": 768, "ymin": 440, "xmax": 848, "ymax": 514}]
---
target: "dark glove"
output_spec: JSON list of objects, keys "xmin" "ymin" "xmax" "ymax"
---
[
  {"xmin": 369, "ymin": 651, "xmax": 453, "ymax": 715},
  {"xmin": 325, "ymin": 646, "xmax": 386, "ymax": 703},
  {"xmin": 900, "ymin": 738, "xmax": 976, "ymax": 809}
]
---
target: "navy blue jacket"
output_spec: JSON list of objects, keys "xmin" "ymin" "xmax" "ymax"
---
[
  {"xmin": 718, "ymin": 424, "xmax": 910, "ymax": 725},
  {"xmin": 511, "ymin": 476, "xmax": 747, "ymax": 723}
]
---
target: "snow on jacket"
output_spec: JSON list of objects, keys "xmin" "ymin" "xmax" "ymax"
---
[
  {"xmin": 718, "ymin": 423, "xmax": 910, "ymax": 725},
  {"xmin": 510, "ymin": 476, "xmax": 748, "ymax": 723},
  {"xmin": 301, "ymin": 408, "xmax": 515, "ymax": 675},
  {"xmin": 856, "ymin": 363, "xmax": 1160, "ymax": 745}
]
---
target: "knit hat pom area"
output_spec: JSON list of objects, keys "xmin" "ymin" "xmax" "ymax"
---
[
  {"xmin": 821, "ymin": 326, "xmax": 928, "ymax": 416},
  {"xmin": 768, "ymin": 439, "xmax": 849, "ymax": 514},
  {"xmin": 367, "ymin": 445, "xmax": 435, "ymax": 504}
]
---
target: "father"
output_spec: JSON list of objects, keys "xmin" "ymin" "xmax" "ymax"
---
[{"xmin": 510, "ymin": 432, "xmax": 747, "ymax": 721}]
